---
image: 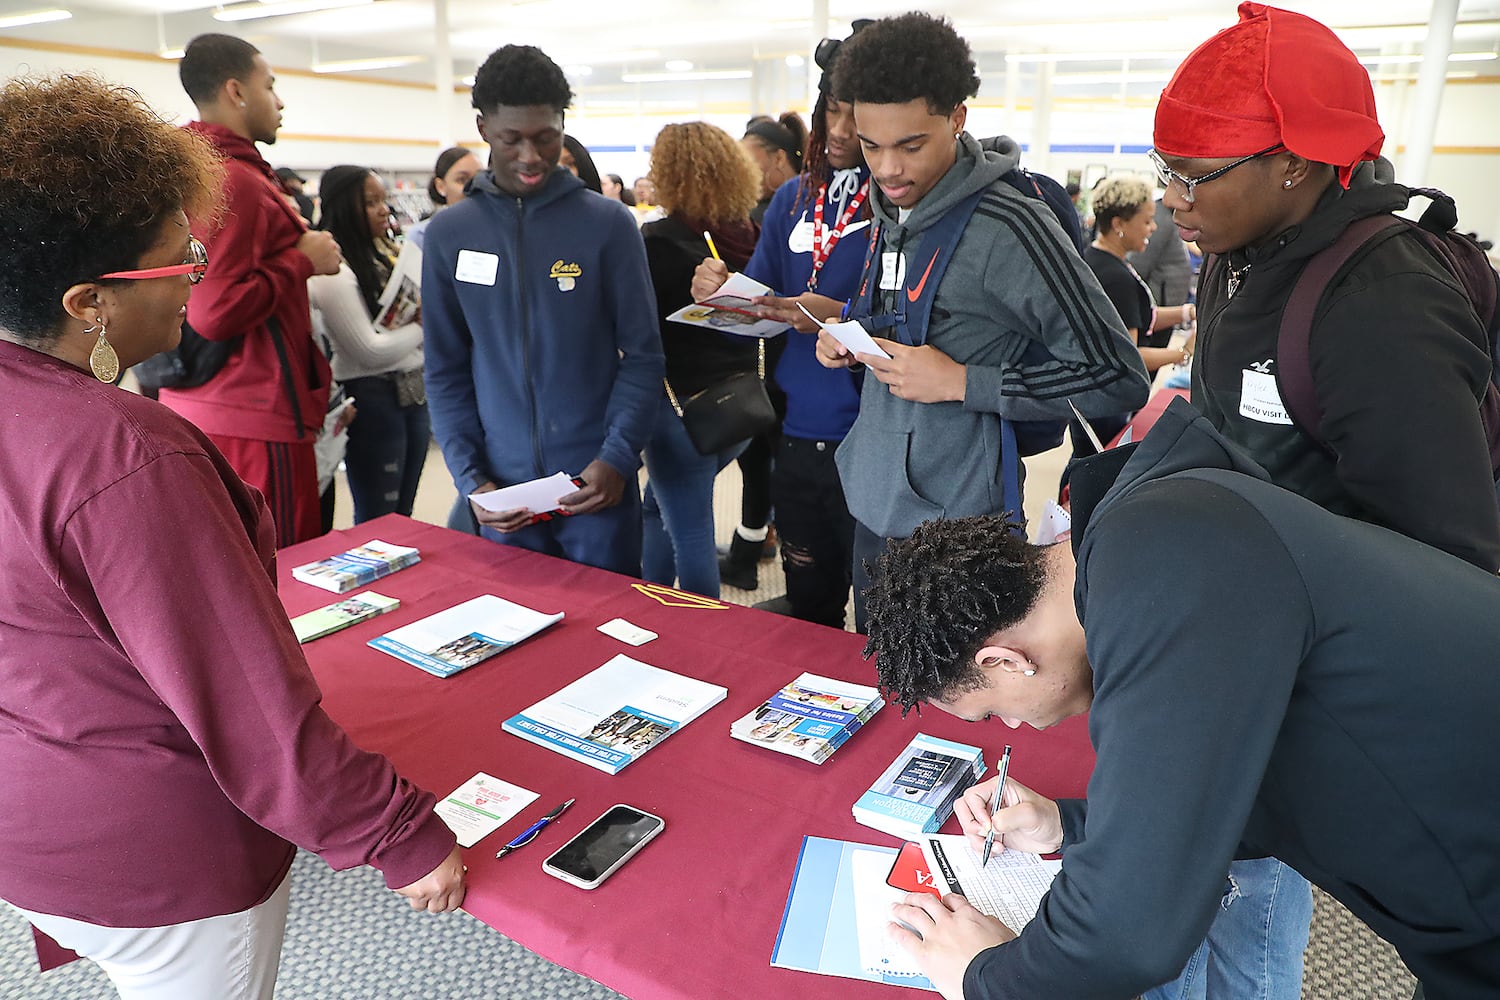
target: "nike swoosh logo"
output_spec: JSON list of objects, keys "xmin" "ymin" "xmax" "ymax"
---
[{"xmin": 906, "ymin": 248, "xmax": 940, "ymax": 303}]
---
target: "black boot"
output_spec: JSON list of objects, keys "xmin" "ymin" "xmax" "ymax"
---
[{"xmin": 718, "ymin": 531, "xmax": 761, "ymax": 590}]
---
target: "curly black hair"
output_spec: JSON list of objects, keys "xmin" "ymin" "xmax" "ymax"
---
[
  {"xmin": 471, "ymin": 44, "xmax": 572, "ymax": 115},
  {"xmin": 832, "ymin": 12, "xmax": 980, "ymax": 114},
  {"xmin": 0, "ymin": 74, "xmax": 223, "ymax": 343},
  {"xmin": 863, "ymin": 515, "xmax": 1048, "ymax": 713},
  {"xmin": 179, "ymin": 33, "xmax": 260, "ymax": 107}
]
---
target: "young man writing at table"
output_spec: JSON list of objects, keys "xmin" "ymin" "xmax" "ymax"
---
[{"xmin": 860, "ymin": 400, "xmax": 1500, "ymax": 1000}]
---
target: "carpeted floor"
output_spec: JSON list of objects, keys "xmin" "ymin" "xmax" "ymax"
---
[{"xmin": 1, "ymin": 444, "xmax": 1418, "ymax": 999}]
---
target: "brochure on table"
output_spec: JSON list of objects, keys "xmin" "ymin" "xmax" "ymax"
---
[
  {"xmin": 290, "ymin": 539, "xmax": 420, "ymax": 594},
  {"xmin": 666, "ymin": 272, "xmax": 789, "ymax": 339},
  {"xmin": 730, "ymin": 672, "xmax": 884, "ymax": 764},
  {"xmin": 291, "ymin": 591, "xmax": 400, "ymax": 643},
  {"xmin": 772, "ymin": 835, "xmax": 1060, "ymax": 989},
  {"xmin": 503, "ymin": 653, "xmax": 727, "ymax": 774},
  {"xmin": 852, "ymin": 732, "xmax": 987, "ymax": 840},
  {"xmin": 433, "ymin": 772, "xmax": 538, "ymax": 849},
  {"xmin": 368, "ymin": 594, "xmax": 564, "ymax": 678}
]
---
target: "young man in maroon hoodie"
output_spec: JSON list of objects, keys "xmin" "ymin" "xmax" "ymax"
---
[{"xmin": 160, "ymin": 34, "xmax": 342, "ymax": 546}]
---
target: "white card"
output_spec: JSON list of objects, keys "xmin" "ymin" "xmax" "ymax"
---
[
  {"xmin": 1239, "ymin": 368, "xmax": 1292, "ymax": 425},
  {"xmin": 787, "ymin": 216, "xmax": 815, "ymax": 254},
  {"xmin": 455, "ymin": 249, "xmax": 500, "ymax": 286},
  {"xmin": 878, "ymin": 251, "xmax": 907, "ymax": 291},
  {"xmin": 433, "ymin": 772, "xmax": 538, "ymax": 848},
  {"xmin": 469, "ymin": 472, "xmax": 578, "ymax": 514},
  {"xmin": 797, "ymin": 303, "xmax": 893, "ymax": 360},
  {"xmin": 597, "ymin": 617, "xmax": 658, "ymax": 646}
]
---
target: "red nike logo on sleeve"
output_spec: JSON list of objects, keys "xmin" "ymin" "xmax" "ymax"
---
[{"xmin": 906, "ymin": 248, "xmax": 941, "ymax": 302}]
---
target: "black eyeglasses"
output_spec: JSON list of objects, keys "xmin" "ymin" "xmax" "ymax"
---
[
  {"xmin": 1148, "ymin": 144, "xmax": 1285, "ymax": 204},
  {"xmin": 100, "ymin": 235, "xmax": 209, "ymax": 285}
]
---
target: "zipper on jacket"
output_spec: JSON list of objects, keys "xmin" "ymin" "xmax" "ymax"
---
[{"xmin": 516, "ymin": 196, "xmax": 545, "ymax": 478}]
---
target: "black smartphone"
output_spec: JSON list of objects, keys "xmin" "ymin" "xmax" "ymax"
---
[{"xmin": 541, "ymin": 804, "xmax": 665, "ymax": 890}]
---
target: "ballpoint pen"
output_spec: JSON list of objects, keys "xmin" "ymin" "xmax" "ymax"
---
[
  {"xmin": 981, "ymin": 745, "xmax": 1012, "ymax": 867},
  {"xmin": 495, "ymin": 798, "xmax": 574, "ymax": 859}
]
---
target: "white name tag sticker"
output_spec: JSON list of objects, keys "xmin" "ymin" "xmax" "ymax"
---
[
  {"xmin": 787, "ymin": 217, "xmax": 815, "ymax": 254},
  {"xmin": 1239, "ymin": 368, "xmax": 1292, "ymax": 425},
  {"xmin": 879, "ymin": 251, "xmax": 907, "ymax": 291},
  {"xmin": 455, "ymin": 249, "xmax": 500, "ymax": 286}
]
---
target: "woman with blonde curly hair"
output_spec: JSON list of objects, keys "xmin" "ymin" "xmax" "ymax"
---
[
  {"xmin": 638, "ymin": 121, "xmax": 763, "ymax": 596},
  {"xmin": 0, "ymin": 75, "xmax": 463, "ymax": 1000}
]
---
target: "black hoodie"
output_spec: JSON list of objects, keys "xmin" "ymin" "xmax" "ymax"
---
[
  {"xmin": 1190, "ymin": 161, "xmax": 1500, "ymax": 571},
  {"xmin": 964, "ymin": 399, "xmax": 1500, "ymax": 1000}
]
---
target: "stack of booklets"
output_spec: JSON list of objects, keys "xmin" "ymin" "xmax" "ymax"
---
[
  {"xmin": 851, "ymin": 733, "xmax": 987, "ymax": 840},
  {"xmin": 503, "ymin": 653, "xmax": 727, "ymax": 774},
  {"xmin": 367, "ymin": 594, "xmax": 564, "ymax": 678},
  {"xmin": 291, "ymin": 592, "xmax": 400, "ymax": 644},
  {"xmin": 729, "ymin": 672, "xmax": 884, "ymax": 764},
  {"xmin": 291, "ymin": 540, "xmax": 420, "ymax": 594}
]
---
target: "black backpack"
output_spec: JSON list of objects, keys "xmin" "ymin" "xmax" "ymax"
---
[
  {"xmin": 131, "ymin": 316, "xmax": 308, "ymax": 439},
  {"xmin": 130, "ymin": 320, "xmax": 237, "ymax": 395},
  {"xmin": 1271, "ymin": 186, "xmax": 1500, "ymax": 484}
]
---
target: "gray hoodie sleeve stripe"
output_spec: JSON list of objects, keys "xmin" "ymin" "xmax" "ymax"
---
[{"xmin": 974, "ymin": 193, "xmax": 1124, "ymax": 372}]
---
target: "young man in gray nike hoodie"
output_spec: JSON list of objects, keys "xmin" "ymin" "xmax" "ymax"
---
[{"xmin": 816, "ymin": 12, "xmax": 1148, "ymax": 630}]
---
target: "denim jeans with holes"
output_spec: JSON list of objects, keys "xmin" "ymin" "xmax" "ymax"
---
[{"xmin": 1143, "ymin": 857, "xmax": 1313, "ymax": 1000}]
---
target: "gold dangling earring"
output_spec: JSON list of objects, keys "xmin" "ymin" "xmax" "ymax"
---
[{"xmin": 87, "ymin": 319, "xmax": 119, "ymax": 383}]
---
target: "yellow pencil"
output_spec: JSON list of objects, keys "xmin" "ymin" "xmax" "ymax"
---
[{"xmin": 703, "ymin": 230, "xmax": 722, "ymax": 261}]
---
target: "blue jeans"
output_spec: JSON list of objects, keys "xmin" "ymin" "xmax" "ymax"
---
[
  {"xmin": 340, "ymin": 374, "xmax": 430, "ymax": 524},
  {"xmin": 641, "ymin": 397, "xmax": 745, "ymax": 597},
  {"xmin": 1143, "ymin": 858, "xmax": 1312, "ymax": 1000}
]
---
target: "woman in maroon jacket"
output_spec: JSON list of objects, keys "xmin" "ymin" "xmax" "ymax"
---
[{"xmin": 0, "ymin": 75, "xmax": 464, "ymax": 1000}]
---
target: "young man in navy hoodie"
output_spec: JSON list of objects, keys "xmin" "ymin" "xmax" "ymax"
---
[{"xmin": 422, "ymin": 45, "xmax": 664, "ymax": 576}]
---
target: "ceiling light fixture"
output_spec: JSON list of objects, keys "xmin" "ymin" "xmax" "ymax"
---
[
  {"xmin": 311, "ymin": 54, "xmax": 422, "ymax": 73},
  {"xmin": 213, "ymin": 0, "xmax": 371, "ymax": 23},
  {"xmin": 621, "ymin": 69, "xmax": 752, "ymax": 83},
  {"xmin": 563, "ymin": 64, "xmax": 593, "ymax": 77},
  {"xmin": 785, "ymin": 54, "xmax": 805, "ymax": 68},
  {"xmin": 664, "ymin": 59, "xmax": 694, "ymax": 72},
  {"xmin": 0, "ymin": 8, "xmax": 71, "ymax": 28},
  {"xmin": 159, "ymin": 46, "xmax": 186, "ymax": 59}
]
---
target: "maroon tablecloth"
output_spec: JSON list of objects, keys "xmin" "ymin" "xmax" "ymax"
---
[{"xmin": 281, "ymin": 515, "xmax": 1097, "ymax": 1000}]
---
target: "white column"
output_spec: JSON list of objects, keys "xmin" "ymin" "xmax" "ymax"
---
[
  {"xmin": 1401, "ymin": 0, "xmax": 1459, "ymax": 186},
  {"xmin": 432, "ymin": 0, "xmax": 454, "ymax": 148},
  {"xmin": 1031, "ymin": 59, "xmax": 1054, "ymax": 174},
  {"xmin": 808, "ymin": 0, "xmax": 829, "ymax": 110},
  {"xmin": 1004, "ymin": 55, "xmax": 1021, "ymax": 135}
]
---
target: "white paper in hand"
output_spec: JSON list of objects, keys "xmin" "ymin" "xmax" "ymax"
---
[
  {"xmin": 797, "ymin": 303, "xmax": 892, "ymax": 360},
  {"xmin": 469, "ymin": 472, "xmax": 578, "ymax": 514}
]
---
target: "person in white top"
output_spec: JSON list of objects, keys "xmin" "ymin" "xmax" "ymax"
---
[{"xmin": 308, "ymin": 165, "xmax": 427, "ymax": 522}]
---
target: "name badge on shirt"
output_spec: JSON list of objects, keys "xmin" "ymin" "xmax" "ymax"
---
[
  {"xmin": 879, "ymin": 251, "xmax": 907, "ymax": 291},
  {"xmin": 455, "ymin": 249, "xmax": 500, "ymax": 286},
  {"xmin": 787, "ymin": 216, "xmax": 815, "ymax": 254},
  {"xmin": 1239, "ymin": 368, "xmax": 1292, "ymax": 425}
]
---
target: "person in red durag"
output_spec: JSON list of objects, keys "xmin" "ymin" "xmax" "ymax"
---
[{"xmin": 1150, "ymin": 6, "xmax": 1498, "ymax": 1000}]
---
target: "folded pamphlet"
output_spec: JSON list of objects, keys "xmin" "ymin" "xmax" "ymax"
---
[
  {"xmin": 290, "ymin": 540, "xmax": 421, "ymax": 594},
  {"xmin": 291, "ymin": 591, "xmax": 400, "ymax": 643},
  {"xmin": 368, "ymin": 594, "xmax": 564, "ymax": 678}
]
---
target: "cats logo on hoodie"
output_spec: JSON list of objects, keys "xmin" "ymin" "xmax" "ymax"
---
[{"xmin": 549, "ymin": 260, "xmax": 582, "ymax": 292}]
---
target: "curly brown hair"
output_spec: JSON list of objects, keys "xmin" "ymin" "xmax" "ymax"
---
[
  {"xmin": 649, "ymin": 122, "xmax": 760, "ymax": 225},
  {"xmin": 0, "ymin": 74, "xmax": 224, "ymax": 342}
]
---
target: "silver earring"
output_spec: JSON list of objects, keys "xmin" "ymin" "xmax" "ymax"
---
[
  {"xmin": 1283, "ymin": 179, "xmax": 1293, "ymax": 188},
  {"xmin": 239, "ymin": 101, "xmax": 247, "ymax": 108},
  {"xmin": 86, "ymin": 319, "xmax": 119, "ymax": 383},
  {"xmin": 1023, "ymin": 668, "xmax": 1036, "ymax": 677}
]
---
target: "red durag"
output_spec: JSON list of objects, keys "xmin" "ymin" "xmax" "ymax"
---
[{"xmin": 1153, "ymin": 2, "xmax": 1384, "ymax": 188}]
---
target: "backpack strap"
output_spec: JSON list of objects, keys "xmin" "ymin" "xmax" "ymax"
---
[
  {"xmin": 1275, "ymin": 215, "xmax": 1408, "ymax": 451},
  {"xmin": 266, "ymin": 315, "xmax": 308, "ymax": 441}
]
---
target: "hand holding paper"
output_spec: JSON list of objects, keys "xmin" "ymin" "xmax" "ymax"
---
[
  {"xmin": 469, "ymin": 472, "xmax": 581, "ymax": 532},
  {"xmin": 797, "ymin": 303, "xmax": 892, "ymax": 361}
]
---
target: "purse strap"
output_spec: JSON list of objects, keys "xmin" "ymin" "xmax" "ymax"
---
[{"xmin": 664, "ymin": 338, "xmax": 765, "ymax": 417}]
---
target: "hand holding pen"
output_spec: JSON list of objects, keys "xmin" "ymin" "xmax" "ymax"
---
[
  {"xmin": 496, "ymin": 799, "xmax": 574, "ymax": 859},
  {"xmin": 981, "ymin": 745, "xmax": 1012, "ymax": 866},
  {"xmin": 956, "ymin": 765, "xmax": 1067, "ymax": 860}
]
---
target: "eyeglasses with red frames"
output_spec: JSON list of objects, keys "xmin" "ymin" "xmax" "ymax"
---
[{"xmin": 100, "ymin": 235, "xmax": 209, "ymax": 285}]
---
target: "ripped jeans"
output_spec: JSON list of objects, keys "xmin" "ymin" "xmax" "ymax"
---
[{"xmin": 1143, "ymin": 857, "xmax": 1313, "ymax": 1000}]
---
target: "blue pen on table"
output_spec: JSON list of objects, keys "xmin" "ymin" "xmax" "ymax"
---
[
  {"xmin": 495, "ymin": 798, "xmax": 574, "ymax": 859},
  {"xmin": 980, "ymin": 745, "xmax": 1013, "ymax": 867}
]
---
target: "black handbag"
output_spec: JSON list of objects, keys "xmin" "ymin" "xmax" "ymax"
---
[{"xmin": 665, "ymin": 339, "xmax": 775, "ymax": 456}]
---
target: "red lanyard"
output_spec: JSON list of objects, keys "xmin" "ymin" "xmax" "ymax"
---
[{"xmin": 808, "ymin": 177, "xmax": 869, "ymax": 291}]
